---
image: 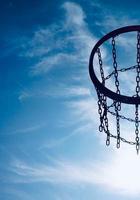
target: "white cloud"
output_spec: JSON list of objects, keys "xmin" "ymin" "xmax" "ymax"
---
[
  {"xmin": 30, "ymin": 53, "xmax": 78, "ymax": 76},
  {"xmin": 46, "ymin": 85, "xmax": 91, "ymax": 98},
  {"xmin": 66, "ymin": 87, "xmax": 90, "ymax": 96},
  {"xmin": 21, "ymin": 2, "xmax": 97, "ymax": 76},
  {"xmin": 21, "ymin": 24, "xmax": 63, "ymax": 58},
  {"xmin": 67, "ymin": 97, "xmax": 98, "ymax": 123},
  {"xmin": 9, "ymin": 149, "xmax": 140, "ymax": 197},
  {"xmin": 18, "ymin": 85, "xmax": 91, "ymax": 102},
  {"xmin": 62, "ymin": 2, "xmax": 86, "ymax": 27}
]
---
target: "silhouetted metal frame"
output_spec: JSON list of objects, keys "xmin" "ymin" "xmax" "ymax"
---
[{"xmin": 89, "ymin": 25, "xmax": 140, "ymax": 104}]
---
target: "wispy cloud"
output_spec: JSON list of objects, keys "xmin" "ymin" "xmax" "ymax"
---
[
  {"xmin": 67, "ymin": 97, "xmax": 98, "ymax": 123},
  {"xmin": 9, "ymin": 150, "xmax": 140, "ymax": 197},
  {"xmin": 30, "ymin": 53, "xmax": 78, "ymax": 76},
  {"xmin": 18, "ymin": 85, "xmax": 91, "ymax": 102},
  {"xmin": 20, "ymin": 2, "xmax": 97, "ymax": 76}
]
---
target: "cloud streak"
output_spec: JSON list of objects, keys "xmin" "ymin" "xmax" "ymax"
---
[
  {"xmin": 9, "ymin": 149, "xmax": 140, "ymax": 197},
  {"xmin": 20, "ymin": 2, "xmax": 97, "ymax": 76}
]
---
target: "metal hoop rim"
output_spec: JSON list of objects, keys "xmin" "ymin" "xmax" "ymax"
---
[{"xmin": 89, "ymin": 25, "xmax": 140, "ymax": 104}]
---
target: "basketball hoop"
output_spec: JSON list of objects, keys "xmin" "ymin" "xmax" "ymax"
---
[{"xmin": 89, "ymin": 25, "xmax": 140, "ymax": 154}]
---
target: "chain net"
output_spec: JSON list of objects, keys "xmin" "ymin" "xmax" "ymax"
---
[{"xmin": 96, "ymin": 31, "xmax": 140, "ymax": 154}]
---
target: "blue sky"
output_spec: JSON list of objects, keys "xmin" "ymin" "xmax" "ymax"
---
[{"xmin": 1, "ymin": 0, "xmax": 140, "ymax": 200}]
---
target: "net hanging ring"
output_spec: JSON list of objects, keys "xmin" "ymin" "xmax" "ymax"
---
[{"xmin": 89, "ymin": 25, "xmax": 140, "ymax": 153}]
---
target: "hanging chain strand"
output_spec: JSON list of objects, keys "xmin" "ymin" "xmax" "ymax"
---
[
  {"xmin": 112, "ymin": 37, "xmax": 121, "ymax": 148},
  {"xmin": 135, "ymin": 31, "xmax": 140, "ymax": 154},
  {"xmin": 97, "ymin": 48, "xmax": 104, "ymax": 133},
  {"xmin": 97, "ymin": 48, "xmax": 110, "ymax": 145},
  {"xmin": 135, "ymin": 105, "xmax": 139, "ymax": 154},
  {"xmin": 97, "ymin": 48, "xmax": 105, "ymax": 85},
  {"xmin": 136, "ymin": 32, "xmax": 140, "ymax": 96},
  {"xmin": 97, "ymin": 89, "xmax": 104, "ymax": 132}
]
